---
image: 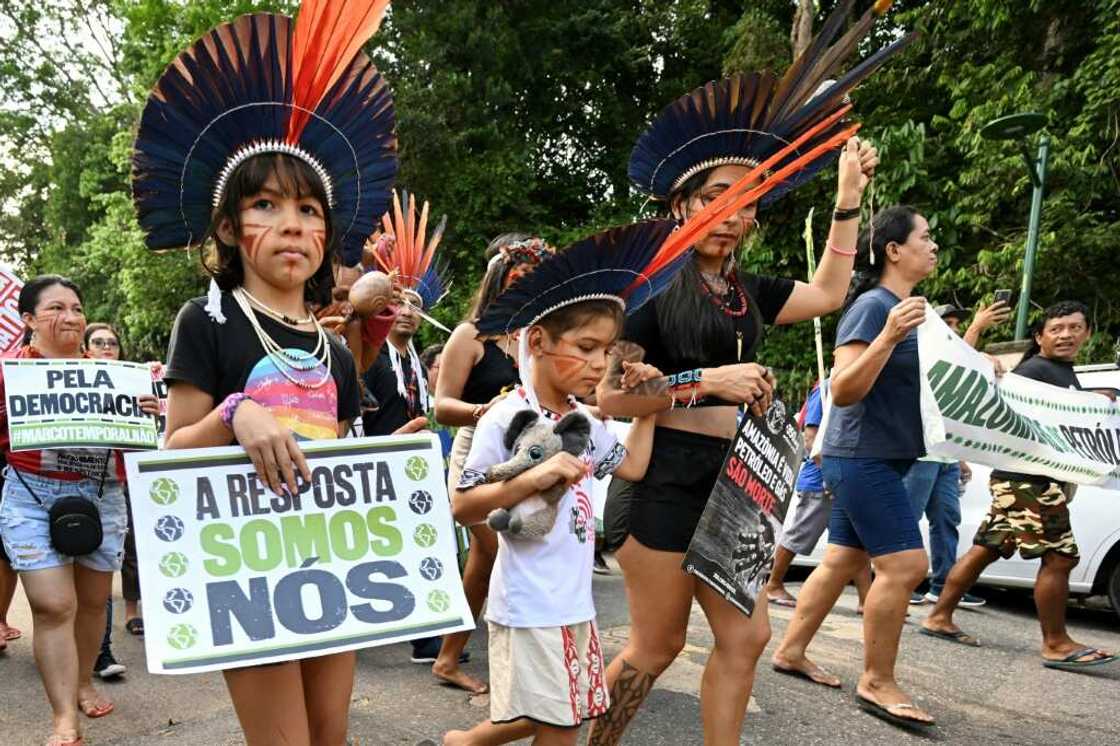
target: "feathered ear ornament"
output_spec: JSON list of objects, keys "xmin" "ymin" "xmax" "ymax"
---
[{"xmin": 132, "ymin": 0, "xmax": 398, "ymax": 266}]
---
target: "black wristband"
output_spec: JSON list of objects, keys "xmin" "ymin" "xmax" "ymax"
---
[{"xmin": 833, "ymin": 206, "xmax": 861, "ymax": 221}]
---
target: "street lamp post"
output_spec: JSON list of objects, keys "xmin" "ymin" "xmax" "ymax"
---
[{"xmin": 979, "ymin": 112, "xmax": 1050, "ymax": 340}]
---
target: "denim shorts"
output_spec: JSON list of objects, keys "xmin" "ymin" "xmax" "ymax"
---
[
  {"xmin": 0, "ymin": 468, "xmax": 128, "ymax": 572},
  {"xmin": 821, "ymin": 456, "xmax": 923, "ymax": 558}
]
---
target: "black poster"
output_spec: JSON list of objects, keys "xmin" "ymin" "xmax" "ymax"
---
[{"xmin": 683, "ymin": 398, "xmax": 802, "ymax": 616}]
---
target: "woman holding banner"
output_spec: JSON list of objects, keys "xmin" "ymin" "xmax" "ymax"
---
[
  {"xmin": 586, "ymin": 3, "xmax": 910, "ymax": 740},
  {"xmin": 0, "ymin": 275, "xmax": 159, "ymax": 746},
  {"xmin": 772, "ymin": 205, "xmax": 937, "ymax": 727}
]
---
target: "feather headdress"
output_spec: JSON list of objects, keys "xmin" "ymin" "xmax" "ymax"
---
[
  {"xmin": 629, "ymin": 0, "xmax": 913, "ymax": 205},
  {"xmin": 475, "ymin": 220, "xmax": 680, "ymax": 336},
  {"xmin": 131, "ymin": 0, "xmax": 397, "ymax": 266},
  {"xmin": 369, "ymin": 190, "xmax": 451, "ymax": 311},
  {"xmin": 474, "ymin": 108, "xmax": 869, "ymax": 338}
]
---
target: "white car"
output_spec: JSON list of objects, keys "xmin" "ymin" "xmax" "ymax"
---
[{"xmin": 792, "ymin": 362, "xmax": 1120, "ymax": 618}]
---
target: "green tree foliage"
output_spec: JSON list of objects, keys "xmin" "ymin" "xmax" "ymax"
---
[{"xmin": 0, "ymin": 0, "xmax": 1116, "ymax": 400}]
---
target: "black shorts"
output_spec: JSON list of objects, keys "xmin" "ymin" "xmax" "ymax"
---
[{"xmin": 627, "ymin": 427, "xmax": 731, "ymax": 553}]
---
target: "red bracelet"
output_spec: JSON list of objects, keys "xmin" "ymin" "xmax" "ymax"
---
[{"xmin": 828, "ymin": 242, "xmax": 857, "ymax": 257}]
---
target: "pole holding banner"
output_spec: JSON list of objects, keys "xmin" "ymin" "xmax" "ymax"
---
[
  {"xmin": 802, "ymin": 208, "xmax": 826, "ymax": 385},
  {"xmin": 1016, "ymin": 136, "xmax": 1049, "ymax": 340}
]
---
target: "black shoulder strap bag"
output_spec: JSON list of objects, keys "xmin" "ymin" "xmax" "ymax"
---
[{"xmin": 12, "ymin": 451, "xmax": 111, "ymax": 557}]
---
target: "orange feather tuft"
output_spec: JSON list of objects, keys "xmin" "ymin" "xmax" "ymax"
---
[
  {"xmin": 287, "ymin": 0, "xmax": 391, "ymax": 142},
  {"xmin": 629, "ymin": 106, "xmax": 856, "ymax": 292}
]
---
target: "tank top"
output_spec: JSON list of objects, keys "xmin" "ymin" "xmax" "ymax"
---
[{"xmin": 461, "ymin": 339, "xmax": 518, "ymax": 405}]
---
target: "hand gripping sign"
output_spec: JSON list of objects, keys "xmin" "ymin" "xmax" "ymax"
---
[{"xmin": 125, "ymin": 433, "xmax": 473, "ymax": 674}]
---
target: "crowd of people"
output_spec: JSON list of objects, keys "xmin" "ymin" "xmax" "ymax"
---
[{"xmin": 0, "ymin": 2, "xmax": 1115, "ymax": 746}]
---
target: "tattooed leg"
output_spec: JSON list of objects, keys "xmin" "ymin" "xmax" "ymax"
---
[{"xmin": 587, "ymin": 658, "xmax": 656, "ymax": 746}]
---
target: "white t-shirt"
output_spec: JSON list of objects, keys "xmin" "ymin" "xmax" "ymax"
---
[{"xmin": 458, "ymin": 388, "xmax": 626, "ymax": 628}]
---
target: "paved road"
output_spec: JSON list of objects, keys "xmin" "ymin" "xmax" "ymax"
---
[{"xmin": 2, "ymin": 565, "xmax": 1119, "ymax": 745}]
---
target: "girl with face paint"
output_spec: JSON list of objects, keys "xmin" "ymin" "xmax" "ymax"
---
[{"xmin": 430, "ymin": 233, "xmax": 554, "ymax": 693}]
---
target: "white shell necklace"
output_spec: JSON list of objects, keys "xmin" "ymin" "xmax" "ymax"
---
[{"xmin": 232, "ymin": 287, "xmax": 333, "ymax": 390}]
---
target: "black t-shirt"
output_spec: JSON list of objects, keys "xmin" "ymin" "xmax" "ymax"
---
[
  {"xmin": 165, "ymin": 294, "xmax": 361, "ymax": 440},
  {"xmin": 362, "ymin": 344, "xmax": 428, "ymax": 436},
  {"xmin": 991, "ymin": 354, "xmax": 1081, "ymax": 484},
  {"xmin": 623, "ymin": 273, "xmax": 795, "ymax": 372}
]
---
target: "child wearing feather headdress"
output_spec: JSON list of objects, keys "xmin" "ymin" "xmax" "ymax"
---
[
  {"xmin": 444, "ymin": 229, "xmax": 664, "ymax": 743},
  {"xmin": 131, "ymin": 1, "xmax": 420, "ymax": 744}
]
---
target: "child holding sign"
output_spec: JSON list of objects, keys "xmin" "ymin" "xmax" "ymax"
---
[{"xmin": 132, "ymin": 3, "xmax": 417, "ymax": 744}]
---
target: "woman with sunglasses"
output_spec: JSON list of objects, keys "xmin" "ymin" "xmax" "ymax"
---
[{"xmin": 82, "ymin": 323, "xmax": 147, "ymax": 679}]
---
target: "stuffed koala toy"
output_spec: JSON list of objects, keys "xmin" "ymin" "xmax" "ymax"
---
[{"xmin": 485, "ymin": 409, "xmax": 592, "ymax": 539}]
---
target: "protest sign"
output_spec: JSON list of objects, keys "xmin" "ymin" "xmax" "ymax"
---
[
  {"xmin": 149, "ymin": 362, "xmax": 168, "ymax": 444},
  {"xmin": 3, "ymin": 358, "xmax": 159, "ymax": 451},
  {"xmin": 125, "ymin": 433, "xmax": 473, "ymax": 674},
  {"xmin": 918, "ymin": 308, "xmax": 1120, "ymax": 488},
  {"xmin": 0, "ymin": 266, "xmax": 23, "ymax": 355},
  {"xmin": 683, "ymin": 399, "xmax": 802, "ymax": 616}
]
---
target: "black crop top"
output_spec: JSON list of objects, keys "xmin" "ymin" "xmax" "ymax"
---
[
  {"xmin": 623, "ymin": 273, "xmax": 795, "ymax": 373},
  {"xmin": 460, "ymin": 339, "xmax": 519, "ymax": 404}
]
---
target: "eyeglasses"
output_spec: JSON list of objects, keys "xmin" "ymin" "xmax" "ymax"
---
[{"xmin": 89, "ymin": 338, "xmax": 120, "ymax": 349}]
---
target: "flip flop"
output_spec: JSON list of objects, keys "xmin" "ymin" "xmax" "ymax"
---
[
  {"xmin": 46, "ymin": 734, "xmax": 83, "ymax": 746},
  {"xmin": 856, "ymin": 694, "xmax": 935, "ymax": 729},
  {"xmin": 78, "ymin": 698, "xmax": 114, "ymax": 719},
  {"xmin": 772, "ymin": 663, "xmax": 841, "ymax": 689},
  {"xmin": 125, "ymin": 618, "xmax": 144, "ymax": 636},
  {"xmin": 1042, "ymin": 648, "xmax": 1118, "ymax": 670},
  {"xmin": 919, "ymin": 626, "xmax": 980, "ymax": 647},
  {"xmin": 767, "ymin": 595, "xmax": 798, "ymax": 608}
]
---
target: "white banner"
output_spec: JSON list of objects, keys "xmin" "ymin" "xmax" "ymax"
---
[
  {"xmin": 125, "ymin": 434, "xmax": 473, "ymax": 674},
  {"xmin": 2, "ymin": 358, "xmax": 159, "ymax": 451},
  {"xmin": 918, "ymin": 308, "xmax": 1120, "ymax": 488},
  {"xmin": 0, "ymin": 266, "xmax": 23, "ymax": 354}
]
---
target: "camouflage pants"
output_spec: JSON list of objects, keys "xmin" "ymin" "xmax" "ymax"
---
[{"xmin": 973, "ymin": 479, "xmax": 1079, "ymax": 561}]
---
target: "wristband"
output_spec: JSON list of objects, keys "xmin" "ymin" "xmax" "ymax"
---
[
  {"xmin": 666, "ymin": 368, "xmax": 703, "ymax": 387},
  {"xmin": 828, "ymin": 242, "xmax": 857, "ymax": 257},
  {"xmin": 220, "ymin": 392, "xmax": 253, "ymax": 430},
  {"xmin": 832, "ymin": 206, "xmax": 861, "ymax": 222}
]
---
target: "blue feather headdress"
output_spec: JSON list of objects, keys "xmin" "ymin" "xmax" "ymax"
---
[
  {"xmin": 131, "ymin": 0, "xmax": 397, "ymax": 266},
  {"xmin": 476, "ymin": 220, "xmax": 683, "ymax": 336},
  {"xmin": 629, "ymin": 0, "xmax": 913, "ymax": 204}
]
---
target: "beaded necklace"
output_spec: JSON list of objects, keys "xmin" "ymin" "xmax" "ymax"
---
[
  {"xmin": 698, "ymin": 273, "xmax": 749, "ymax": 318},
  {"xmin": 231, "ymin": 287, "xmax": 333, "ymax": 389}
]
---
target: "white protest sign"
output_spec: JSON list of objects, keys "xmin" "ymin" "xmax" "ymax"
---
[
  {"xmin": 2, "ymin": 359, "xmax": 159, "ymax": 451},
  {"xmin": 125, "ymin": 433, "xmax": 473, "ymax": 674},
  {"xmin": 0, "ymin": 266, "xmax": 23, "ymax": 354},
  {"xmin": 918, "ymin": 308, "xmax": 1120, "ymax": 488}
]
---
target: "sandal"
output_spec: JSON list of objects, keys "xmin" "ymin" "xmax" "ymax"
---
[
  {"xmin": 46, "ymin": 733, "xmax": 83, "ymax": 746},
  {"xmin": 767, "ymin": 594, "xmax": 798, "ymax": 608},
  {"xmin": 1042, "ymin": 647, "xmax": 1117, "ymax": 670},
  {"xmin": 125, "ymin": 617, "xmax": 144, "ymax": 636},
  {"xmin": 919, "ymin": 626, "xmax": 980, "ymax": 647},
  {"xmin": 78, "ymin": 697, "xmax": 115, "ymax": 719},
  {"xmin": 856, "ymin": 693, "xmax": 934, "ymax": 728}
]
